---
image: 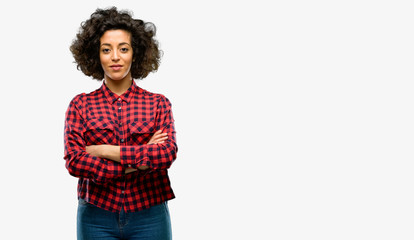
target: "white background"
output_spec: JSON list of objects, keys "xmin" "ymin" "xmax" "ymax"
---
[{"xmin": 0, "ymin": 0, "xmax": 413, "ymax": 239}]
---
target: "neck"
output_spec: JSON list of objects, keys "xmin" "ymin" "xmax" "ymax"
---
[{"xmin": 104, "ymin": 76, "xmax": 133, "ymax": 96}]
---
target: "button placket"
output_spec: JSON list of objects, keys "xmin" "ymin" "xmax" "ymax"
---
[
  {"xmin": 117, "ymin": 99, "xmax": 127, "ymax": 202},
  {"xmin": 117, "ymin": 99, "xmax": 125, "ymax": 145}
]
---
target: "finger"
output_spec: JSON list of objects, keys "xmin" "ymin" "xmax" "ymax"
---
[
  {"xmin": 156, "ymin": 134, "xmax": 169, "ymax": 139},
  {"xmin": 153, "ymin": 136, "xmax": 168, "ymax": 142},
  {"xmin": 150, "ymin": 133, "xmax": 163, "ymax": 140},
  {"xmin": 150, "ymin": 136, "xmax": 168, "ymax": 144},
  {"xmin": 152, "ymin": 134, "xmax": 168, "ymax": 141},
  {"xmin": 148, "ymin": 132, "xmax": 168, "ymax": 144},
  {"xmin": 151, "ymin": 130, "xmax": 162, "ymax": 137},
  {"xmin": 148, "ymin": 131, "xmax": 162, "ymax": 141}
]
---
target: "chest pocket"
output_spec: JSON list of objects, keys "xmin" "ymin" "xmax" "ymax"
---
[
  {"xmin": 84, "ymin": 118, "xmax": 117, "ymax": 145},
  {"xmin": 129, "ymin": 121, "xmax": 155, "ymax": 145}
]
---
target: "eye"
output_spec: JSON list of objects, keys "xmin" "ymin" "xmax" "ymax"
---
[
  {"xmin": 120, "ymin": 47, "xmax": 129, "ymax": 53},
  {"xmin": 102, "ymin": 48, "xmax": 111, "ymax": 54}
]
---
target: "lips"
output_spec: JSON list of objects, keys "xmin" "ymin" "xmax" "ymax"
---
[{"xmin": 110, "ymin": 65, "xmax": 122, "ymax": 71}]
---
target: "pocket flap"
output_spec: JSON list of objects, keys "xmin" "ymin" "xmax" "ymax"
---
[
  {"xmin": 129, "ymin": 121, "xmax": 155, "ymax": 134},
  {"xmin": 86, "ymin": 118, "xmax": 114, "ymax": 131}
]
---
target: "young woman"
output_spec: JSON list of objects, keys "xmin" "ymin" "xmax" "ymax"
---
[{"xmin": 64, "ymin": 7, "xmax": 177, "ymax": 240}]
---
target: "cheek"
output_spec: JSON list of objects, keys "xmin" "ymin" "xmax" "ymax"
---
[
  {"xmin": 124, "ymin": 56, "xmax": 133, "ymax": 69},
  {"xmin": 126, "ymin": 53, "xmax": 133, "ymax": 64},
  {"xmin": 99, "ymin": 54, "xmax": 108, "ymax": 65},
  {"xmin": 100, "ymin": 56, "xmax": 112, "ymax": 74}
]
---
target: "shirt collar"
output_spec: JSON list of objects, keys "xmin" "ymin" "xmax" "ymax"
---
[{"xmin": 101, "ymin": 80, "xmax": 140, "ymax": 104}]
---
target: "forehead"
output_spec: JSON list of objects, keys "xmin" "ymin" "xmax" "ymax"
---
[{"xmin": 100, "ymin": 29, "xmax": 131, "ymax": 44}]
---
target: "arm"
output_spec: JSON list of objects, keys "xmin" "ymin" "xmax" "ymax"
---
[
  {"xmin": 86, "ymin": 130, "xmax": 169, "ymax": 171},
  {"xmin": 64, "ymin": 95, "xmax": 124, "ymax": 184},
  {"xmin": 120, "ymin": 96, "xmax": 178, "ymax": 170}
]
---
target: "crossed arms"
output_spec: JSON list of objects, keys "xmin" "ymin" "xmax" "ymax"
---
[{"xmin": 64, "ymin": 95, "xmax": 177, "ymax": 184}]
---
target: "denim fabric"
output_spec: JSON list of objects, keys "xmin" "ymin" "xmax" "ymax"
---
[{"xmin": 77, "ymin": 198, "xmax": 172, "ymax": 240}]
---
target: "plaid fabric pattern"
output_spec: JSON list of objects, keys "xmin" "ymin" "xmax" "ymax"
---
[{"xmin": 64, "ymin": 81, "xmax": 177, "ymax": 212}]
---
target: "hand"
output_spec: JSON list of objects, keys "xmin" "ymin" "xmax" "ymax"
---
[
  {"xmin": 138, "ymin": 165, "xmax": 149, "ymax": 171},
  {"xmin": 147, "ymin": 130, "xmax": 168, "ymax": 145},
  {"xmin": 125, "ymin": 167, "xmax": 137, "ymax": 174}
]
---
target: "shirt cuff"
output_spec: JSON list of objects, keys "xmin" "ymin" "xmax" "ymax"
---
[{"xmin": 120, "ymin": 146, "xmax": 152, "ymax": 169}]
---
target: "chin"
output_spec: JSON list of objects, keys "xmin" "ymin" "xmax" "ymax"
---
[{"xmin": 106, "ymin": 74, "xmax": 129, "ymax": 81}]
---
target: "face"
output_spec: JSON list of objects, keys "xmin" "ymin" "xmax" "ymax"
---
[{"xmin": 99, "ymin": 29, "xmax": 133, "ymax": 82}]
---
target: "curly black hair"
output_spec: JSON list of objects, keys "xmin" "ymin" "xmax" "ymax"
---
[{"xmin": 70, "ymin": 7, "xmax": 161, "ymax": 80}]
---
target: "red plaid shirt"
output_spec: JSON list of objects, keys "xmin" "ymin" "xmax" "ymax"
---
[{"xmin": 64, "ymin": 81, "xmax": 177, "ymax": 212}]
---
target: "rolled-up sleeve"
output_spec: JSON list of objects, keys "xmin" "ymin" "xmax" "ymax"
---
[
  {"xmin": 64, "ymin": 94, "xmax": 124, "ymax": 184},
  {"xmin": 120, "ymin": 96, "xmax": 177, "ymax": 170}
]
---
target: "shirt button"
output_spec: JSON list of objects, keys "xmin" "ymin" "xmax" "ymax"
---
[
  {"xmin": 121, "ymin": 139, "xmax": 124, "ymax": 143},
  {"xmin": 128, "ymin": 164, "xmax": 132, "ymax": 167},
  {"xmin": 119, "ymin": 122, "xmax": 123, "ymax": 126},
  {"xmin": 122, "ymin": 190, "xmax": 125, "ymax": 194},
  {"xmin": 118, "ymin": 98, "xmax": 122, "ymax": 101},
  {"xmin": 118, "ymin": 107, "xmax": 122, "ymax": 110}
]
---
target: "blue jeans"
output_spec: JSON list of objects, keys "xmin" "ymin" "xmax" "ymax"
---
[{"xmin": 77, "ymin": 199, "xmax": 172, "ymax": 240}]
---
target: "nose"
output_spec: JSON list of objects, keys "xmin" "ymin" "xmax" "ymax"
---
[{"xmin": 111, "ymin": 50, "xmax": 120, "ymax": 61}]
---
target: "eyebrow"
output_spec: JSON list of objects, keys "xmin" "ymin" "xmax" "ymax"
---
[{"xmin": 100, "ymin": 42, "xmax": 131, "ymax": 47}]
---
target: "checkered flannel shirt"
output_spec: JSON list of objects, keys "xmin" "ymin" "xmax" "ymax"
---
[{"xmin": 64, "ymin": 81, "xmax": 177, "ymax": 212}]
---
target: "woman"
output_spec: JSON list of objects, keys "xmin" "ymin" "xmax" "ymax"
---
[{"xmin": 64, "ymin": 7, "xmax": 177, "ymax": 240}]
